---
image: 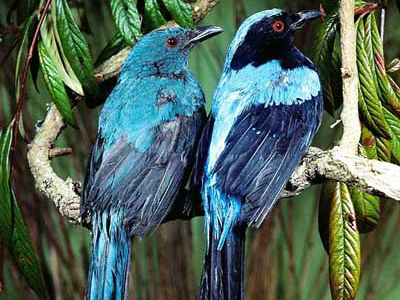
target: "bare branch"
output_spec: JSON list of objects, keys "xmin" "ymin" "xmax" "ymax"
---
[
  {"xmin": 338, "ymin": 0, "xmax": 361, "ymax": 154},
  {"xmin": 27, "ymin": 105, "xmax": 81, "ymax": 225},
  {"xmin": 192, "ymin": 0, "xmax": 221, "ymax": 22},
  {"xmin": 48, "ymin": 147, "xmax": 72, "ymax": 159}
]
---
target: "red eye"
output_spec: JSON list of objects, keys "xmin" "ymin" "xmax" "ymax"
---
[
  {"xmin": 166, "ymin": 37, "xmax": 178, "ymax": 47},
  {"xmin": 272, "ymin": 20, "xmax": 285, "ymax": 33}
]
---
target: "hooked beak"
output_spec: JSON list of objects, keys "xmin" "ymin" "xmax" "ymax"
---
[
  {"xmin": 290, "ymin": 10, "xmax": 323, "ymax": 30},
  {"xmin": 184, "ymin": 26, "xmax": 223, "ymax": 48}
]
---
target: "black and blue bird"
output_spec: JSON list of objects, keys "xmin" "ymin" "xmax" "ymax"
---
[
  {"xmin": 193, "ymin": 9, "xmax": 323, "ymax": 299},
  {"xmin": 80, "ymin": 26, "xmax": 222, "ymax": 300}
]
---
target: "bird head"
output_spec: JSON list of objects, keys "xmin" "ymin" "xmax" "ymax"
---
[
  {"xmin": 227, "ymin": 9, "xmax": 322, "ymax": 71},
  {"xmin": 121, "ymin": 26, "xmax": 223, "ymax": 77}
]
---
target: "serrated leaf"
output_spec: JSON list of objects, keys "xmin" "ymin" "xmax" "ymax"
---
[
  {"xmin": 144, "ymin": 0, "xmax": 167, "ymax": 31},
  {"xmin": 350, "ymin": 187, "xmax": 380, "ymax": 234},
  {"xmin": 40, "ymin": 9, "xmax": 84, "ymax": 95},
  {"xmin": 383, "ymin": 107, "xmax": 400, "ymax": 164},
  {"xmin": 55, "ymin": 0, "xmax": 99, "ymax": 97},
  {"xmin": 161, "ymin": 0, "xmax": 194, "ymax": 28},
  {"xmin": 376, "ymin": 136, "xmax": 391, "ymax": 161},
  {"xmin": 330, "ymin": 36, "xmax": 343, "ymax": 112},
  {"xmin": 369, "ymin": 13, "xmax": 400, "ymax": 114},
  {"xmin": 356, "ymin": 18, "xmax": 391, "ymax": 139},
  {"xmin": 328, "ymin": 182, "xmax": 361, "ymax": 300},
  {"xmin": 311, "ymin": 13, "xmax": 339, "ymax": 115},
  {"xmin": 319, "ymin": 180, "xmax": 337, "ymax": 253},
  {"xmin": 110, "ymin": 0, "xmax": 142, "ymax": 46},
  {"xmin": 38, "ymin": 41, "xmax": 75, "ymax": 125},
  {"xmin": 15, "ymin": 14, "xmax": 36, "ymax": 100},
  {"xmin": 94, "ymin": 32, "xmax": 126, "ymax": 67},
  {"xmin": 387, "ymin": 58, "xmax": 400, "ymax": 73},
  {"xmin": 360, "ymin": 125, "xmax": 378, "ymax": 159},
  {"xmin": 0, "ymin": 126, "xmax": 46, "ymax": 298}
]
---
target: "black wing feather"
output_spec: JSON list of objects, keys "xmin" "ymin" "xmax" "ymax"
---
[
  {"xmin": 213, "ymin": 94, "xmax": 323, "ymax": 227},
  {"xmin": 81, "ymin": 109, "xmax": 206, "ymax": 236}
]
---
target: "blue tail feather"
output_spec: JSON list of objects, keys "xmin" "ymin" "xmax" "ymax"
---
[
  {"xmin": 85, "ymin": 211, "xmax": 132, "ymax": 300},
  {"xmin": 198, "ymin": 224, "xmax": 246, "ymax": 300}
]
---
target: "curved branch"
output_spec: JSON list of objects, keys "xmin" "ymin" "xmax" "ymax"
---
[{"xmin": 27, "ymin": 105, "xmax": 400, "ymax": 225}]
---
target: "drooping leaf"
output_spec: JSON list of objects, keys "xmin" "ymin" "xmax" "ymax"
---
[
  {"xmin": 161, "ymin": 0, "xmax": 194, "ymax": 28},
  {"xmin": 319, "ymin": 180, "xmax": 336, "ymax": 253},
  {"xmin": 383, "ymin": 107, "xmax": 400, "ymax": 164},
  {"xmin": 15, "ymin": 14, "xmax": 36, "ymax": 99},
  {"xmin": 38, "ymin": 41, "xmax": 75, "ymax": 125},
  {"xmin": 376, "ymin": 136, "xmax": 391, "ymax": 161},
  {"xmin": 144, "ymin": 0, "xmax": 168, "ymax": 31},
  {"xmin": 329, "ymin": 36, "xmax": 344, "ymax": 112},
  {"xmin": 328, "ymin": 182, "xmax": 361, "ymax": 300},
  {"xmin": 370, "ymin": 13, "xmax": 400, "ymax": 114},
  {"xmin": 55, "ymin": 0, "xmax": 99, "ymax": 97},
  {"xmin": 0, "ymin": 126, "xmax": 46, "ymax": 298},
  {"xmin": 387, "ymin": 58, "xmax": 400, "ymax": 73},
  {"xmin": 356, "ymin": 18, "xmax": 391, "ymax": 139},
  {"xmin": 94, "ymin": 32, "xmax": 126, "ymax": 67},
  {"xmin": 311, "ymin": 13, "xmax": 339, "ymax": 115},
  {"xmin": 350, "ymin": 186, "xmax": 380, "ymax": 234},
  {"xmin": 360, "ymin": 125, "xmax": 378, "ymax": 159},
  {"xmin": 110, "ymin": 0, "xmax": 142, "ymax": 46}
]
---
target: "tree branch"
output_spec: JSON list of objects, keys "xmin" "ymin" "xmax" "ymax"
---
[
  {"xmin": 27, "ymin": 105, "xmax": 400, "ymax": 225},
  {"xmin": 338, "ymin": 0, "xmax": 361, "ymax": 154}
]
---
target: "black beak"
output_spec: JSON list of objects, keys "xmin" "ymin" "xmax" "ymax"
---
[
  {"xmin": 290, "ymin": 10, "xmax": 323, "ymax": 30},
  {"xmin": 184, "ymin": 26, "xmax": 223, "ymax": 48}
]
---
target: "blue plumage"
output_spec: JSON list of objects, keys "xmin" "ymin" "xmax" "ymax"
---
[
  {"xmin": 195, "ymin": 9, "xmax": 323, "ymax": 300},
  {"xmin": 81, "ymin": 26, "xmax": 222, "ymax": 300}
]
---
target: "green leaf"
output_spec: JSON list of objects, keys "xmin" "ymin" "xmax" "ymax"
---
[
  {"xmin": 311, "ymin": 13, "xmax": 339, "ymax": 115},
  {"xmin": 110, "ymin": 0, "xmax": 142, "ymax": 46},
  {"xmin": 383, "ymin": 107, "xmax": 400, "ymax": 164},
  {"xmin": 319, "ymin": 180, "xmax": 336, "ymax": 253},
  {"xmin": 356, "ymin": 18, "xmax": 391, "ymax": 139},
  {"xmin": 94, "ymin": 32, "xmax": 126, "ymax": 67},
  {"xmin": 328, "ymin": 182, "xmax": 361, "ymax": 300},
  {"xmin": 370, "ymin": 13, "xmax": 400, "ymax": 114},
  {"xmin": 349, "ymin": 187, "xmax": 380, "ymax": 234},
  {"xmin": 144, "ymin": 0, "xmax": 168, "ymax": 31},
  {"xmin": 38, "ymin": 41, "xmax": 75, "ymax": 125},
  {"xmin": 55, "ymin": 0, "xmax": 99, "ymax": 97},
  {"xmin": 0, "ymin": 126, "xmax": 46, "ymax": 298},
  {"xmin": 161, "ymin": 0, "xmax": 194, "ymax": 28},
  {"xmin": 360, "ymin": 125, "xmax": 378, "ymax": 159},
  {"xmin": 376, "ymin": 136, "xmax": 391, "ymax": 161}
]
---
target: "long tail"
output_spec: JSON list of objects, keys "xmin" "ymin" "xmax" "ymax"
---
[
  {"xmin": 198, "ymin": 225, "xmax": 246, "ymax": 300},
  {"xmin": 85, "ymin": 211, "xmax": 132, "ymax": 300}
]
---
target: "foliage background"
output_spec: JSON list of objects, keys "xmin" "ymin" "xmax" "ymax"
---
[{"xmin": 0, "ymin": 0, "xmax": 399, "ymax": 299}]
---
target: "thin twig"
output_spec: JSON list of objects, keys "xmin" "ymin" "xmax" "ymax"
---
[{"xmin": 10, "ymin": 0, "xmax": 52, "ymax": 180}]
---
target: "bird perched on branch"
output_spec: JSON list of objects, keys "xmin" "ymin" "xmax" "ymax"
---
[
  {"xmin": 193, "ymin": 9, "xmax": 323, "ymax": 300},
  {"xmin": 80, "ymin": 26, "xmax": 222, "ymax": 300}
]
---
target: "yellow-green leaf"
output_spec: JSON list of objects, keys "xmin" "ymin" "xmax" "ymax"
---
[
  {"xmin": 329, "ymin": 182, "xmax": 361, "ymax": 300},
  {"xmin": 0, "ymin": 126, "xmax": 46, "ymax": 298}
]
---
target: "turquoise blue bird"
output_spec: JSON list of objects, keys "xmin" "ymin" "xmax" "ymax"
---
[
  {"xmin": 192, "ymin": 9, "xmax": 323, "ymax": 299},
  {"xmin": 80, "ymin": 26, "xmax": 222, "ymax": 300}
]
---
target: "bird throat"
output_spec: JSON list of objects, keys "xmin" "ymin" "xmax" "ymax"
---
[{"xmin": 230, "ymin": 39, "xmax": 313, "ymax": 71}]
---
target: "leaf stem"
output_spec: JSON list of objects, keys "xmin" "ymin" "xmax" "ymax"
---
[{"xmin": 10, "ymin": 0, "xmax": 52, "ymax": 180}]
